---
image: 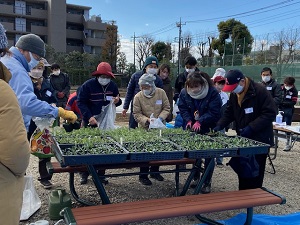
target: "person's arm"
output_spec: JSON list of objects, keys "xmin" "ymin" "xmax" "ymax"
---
[
  {"xmin": 123, "ymin": 73, "xmax": 137, "ymax": 110},
  {"xmin": 112, "ymin": 82, "xmax": 122, "ymax": 107},
  {"xmin": 199, "ymin": 90, "xmax": 222, "ymax": 125},
  {"xmin": 273, "ymin": 83, "xmax": 282, "ymax": 106},
  {"xmin": 133, "ymin": 93, "xmax": 149, "ymax": 126},
  {"xmin": 77, "ymin": 84, "xmax": 93, "ymax": 122},
  {"xmin": 177, "ymin": 89, "xmax": 194, "ymax": 123},
  {"xmin": 62, "ymin": 73, "xmax": 71, "ymax": 97},
  {"xmin": 158, "ymin": 90, "xmax": 171, "ymax": 120},
  {"xmin": 216, "ymin": 94, "xmax": 236, "ymax": 129},
  {"xmin": 281, "ymin": 88, "xmax": 298, "ymax": 107}
]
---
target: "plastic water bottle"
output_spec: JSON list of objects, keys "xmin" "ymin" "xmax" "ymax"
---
[{"xmin": 276, "ymin": 111, "xmax": 283, "ymax": 124}]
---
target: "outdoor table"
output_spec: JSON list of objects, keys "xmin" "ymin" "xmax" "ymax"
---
[
  {"xmin": 51, "ymin": 136, "xmax": 269, "ymax": 205},
  {"xmin": 272, "ymin": 125, "xmax": 300, "ymax": 160}
]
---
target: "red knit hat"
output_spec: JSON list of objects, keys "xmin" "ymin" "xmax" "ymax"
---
[{"xmin": 91, "ymin": 62, "xmax": 115, "ymax": 78}]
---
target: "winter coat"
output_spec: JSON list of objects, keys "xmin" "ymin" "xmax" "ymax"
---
[
  {"xmin": 66, "ymin": 92, "xmax": 82, "ymax": 120},
  {"xmin": 133, "ymin": 88, "xmax": 170, "ymax": 129},
  {"xmin": 173, "ymin": 67, "xmax": 200, "ymax": 102},
  {"xmin": 260, "ymin": 78, "xmax": 281, "ymax": 107},
  {"xmin": 0, "ymin": 47, "xmax": 58, "ymax": 131},
  {"xmin": 77, "ymin": 78, "xmax": 122, "ymax": 125},
  {"xmin": 123, "ymin": 70, "xmax": 163, "ymax": 110},
  {"xmin": 217, "ymin": 78, "xmax": 277, "ymax": 144},
  {"xmin": 50, "ymin": 72, "xmax": 70, "ymax": 107},
  {"xmin": 178, "ymin": 86, "xmax": 222, "ymax": 134},
  {"xmin": 0, "ymin": 79, "xmax": 30, "ymax": 225},
  {"xmin": 162, "ymin": 77, "xmax": 174, "ymax": 122},
  {"xmin": 278, "ymin": 85, "xmax": 298, "ymax": 121}
]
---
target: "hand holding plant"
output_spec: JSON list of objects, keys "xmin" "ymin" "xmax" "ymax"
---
[
  {"xmin": 186, "ymin": 121, "xmax": 192, "ymax": 130},
  {"xmin": 192, "ymin": 121, "xmax": 201, "ymax": 132}
]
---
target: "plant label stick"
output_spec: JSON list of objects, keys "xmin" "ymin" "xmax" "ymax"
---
[
  {"xmin": 120, "ymin": 137, "xmax": 123, "ymax": 146},
  {"xmin": 159, "ymin": 130, "xmax": 162, "ymax": 137}
]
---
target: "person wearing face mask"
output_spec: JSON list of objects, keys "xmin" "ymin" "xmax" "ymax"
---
[
  {"xmin": 260, "ymin": 67, "xmax": 281, "ymax": 148},
  {"xmin": 27, "ymin": 59, "xmax": 57, "ymax": 189},
  {"xmin": 157, "ymin": 64, "xmax": 173, "ymax": 122},
  {"xmin": 173, "ymin": 56, "xmax": 200, "ymax": 103},
  {"xmin": 213, "ymin": 75, "xmax": 229, "ymax": 167},
  {"xmin": 0, "ymin": 33, "xmax": 77, "ymax": 133},
  {"xmin": 133, "ymin": 73, "xmax": 170, "ymax": 185},
  {"xmin": 77, "ymin": 62, "xmax": 121, "ymax": 185},
  {"xmin": 178, "ymin": 71, "xmax": 222, "ymax": 193},
  {"xmin": 260, "ymin": 67, "xmax": 281, "ymax": 108},
  {"xmin": 50, "ymin": 64, "xmax": 70, "ymax": 108},
  {"xmin": 122, "ymin": 56, "xmax": 163, "ymax": 129},
  {"xmin": 279, "ymin": 77, "xmax": 298, "ymax": 151},
  {"xmin": 214, "ymin": 69, "xmax": 276, "ymax": 190}
]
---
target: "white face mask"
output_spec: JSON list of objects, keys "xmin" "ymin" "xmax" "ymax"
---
[
  {"xmin": 52, "ymin": 70, "xmax": 60, "ymax": 76},
  {"xmin": 28, "ymin": 52, "xmax": 39, "ymax": 70},
  {"xmin": 147, "ymin": 68, "xmax": 158, "ymax": 75},
  {"xmin": 186, "ymin": 68, "xmax": 195, "ymax": 73},
  {"xmin": 233, "ymin": 84, "xmax": 244, "ymax": 94},
  {"xmin": 262, "ymin": 76, "xmax": 271, "ymax": 83},
  {"xmin": 29, "ymin": 69, "xmax": 43, "ymax": 79},
  {"xmin": 143, "ymin": 89, "xmax": 152, "ymax": 96},
  {"xmin": 285, "ymin": 86, "xmax": 292, "ymax": 90},
  {"xmin": 98, "ymin": 77, "xmax": 111, "ymax": 86}
]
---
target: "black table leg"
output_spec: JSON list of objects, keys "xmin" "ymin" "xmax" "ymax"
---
[{"xmin": 87, "ymin": 165, "xmax": 111, "ymax": 204}]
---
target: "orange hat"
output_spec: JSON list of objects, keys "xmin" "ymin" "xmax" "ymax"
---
[{"xmin": 91, "ymin": 62, "xmax": 115, "ymax": 78}]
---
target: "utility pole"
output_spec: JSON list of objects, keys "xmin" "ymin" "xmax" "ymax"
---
[
  {"xmin": 176, "ymin": 18, "xmax": 185, "ymax": 75},
  {"xmin": 131, "ymin": 32, "xmax": 137, "ymax": 72}
]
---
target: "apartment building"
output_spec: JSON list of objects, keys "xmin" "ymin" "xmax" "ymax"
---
[{"xmin": 0, "ymin": 0, "xmax": 116, "ymax": 54}]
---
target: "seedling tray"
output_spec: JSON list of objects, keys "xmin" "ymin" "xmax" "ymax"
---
[
  {"xmin": 212, "ymin": 136, "xmax": 270, "ymax": 156},
  {"xmin": 122, "ymin": 141, "xmax": 186, "ymax": 161},
  {"xmin": 51, "ymin": 137, "xmax": 129, "ymax": 167}
]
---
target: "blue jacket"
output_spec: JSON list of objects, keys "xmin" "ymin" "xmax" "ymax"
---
[
  {"xmin": 0, "ymin": 47, "xmax": 58, "ymax": 131},
  {"xmin": 34, "ymin": 78, "xmax": 57, "ymax": 104},
  {"xmin": 77, "ymin": 77, "xmax": 122, "ymax": 125},
  {"xmin": 123, "ymin": 70, "xmax": 163, "ymax": 109},
  {"xmin": 178, "ymin": 86, "xmax": 222, "ymax": 134}
]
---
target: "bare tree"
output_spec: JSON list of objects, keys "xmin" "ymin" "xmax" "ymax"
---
[
  {"xmin": 135, "ymin": 35, "xmax": 154, "ymax": 70},
  {"xmin": 269, "ymin": 28, "xmax": 300, "ymax": 78}
]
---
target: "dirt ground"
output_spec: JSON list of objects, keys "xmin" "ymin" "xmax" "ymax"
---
[{"xmin": 20, "ymin": 118, "xmax": 300, "ymax": 225}]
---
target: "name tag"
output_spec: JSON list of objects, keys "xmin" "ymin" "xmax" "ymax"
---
[
  {"xmin": 286, "ymin": 95, "xmax": 291, "ymax": 99},
  {"xmin": 266, "ymin": 87, "xmax": 272, "ymax": 90},
  {"xmin": 46, "ymin": 90, "xmax": 52, "ymax": 97},
  {"xmin": 106, "ymin": 96, "xmax": 113, "ymax": 101},
  {"xmin": 156, "ymin": 100, "xmax": 162, "ymax": 105},
  {"xmin": 244, "ymin": 107, "xmax": 253, "ymax": 114}
]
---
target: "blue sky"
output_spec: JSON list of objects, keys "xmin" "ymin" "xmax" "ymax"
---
[{"xmin": 67, "ymin": 0, "xmax": 300, "ymax": 63}]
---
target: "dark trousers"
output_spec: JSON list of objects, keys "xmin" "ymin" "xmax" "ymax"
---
[
  {"xmin": 129, "ymin": 103, "xmax": 138, "ymax": 129},
  {"xmin": 194, "ymin": 158, "xmax": 215, "ymax": 185},
  {"xmin": 238, "ymin": 154, "xmax": 267, "ymax": 190},
  {"xmin": 80, "ymin": 169, "xmax": 105, "ymax": 178},
  {"xmin": 39, "ymin": 158, "xmax": 52, "ymax": 181},
  {"xmin": 139, "ymin": 166, "xmax": 159, "ymax": 179}
]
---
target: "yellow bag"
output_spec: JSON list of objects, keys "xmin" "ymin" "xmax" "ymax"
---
[{"xmin": 30, "ymin": 128, "xmax": 54, "ymax": 158}]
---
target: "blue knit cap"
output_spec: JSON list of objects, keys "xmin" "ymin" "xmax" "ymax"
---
[{"xmin": 0, "ymin": 23, "xmax": 8, "ymax": 49}]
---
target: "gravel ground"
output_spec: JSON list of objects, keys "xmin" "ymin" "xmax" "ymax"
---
[{"xmin": 20, "ymin": 125, "xmax": 300, "ymax": 225}]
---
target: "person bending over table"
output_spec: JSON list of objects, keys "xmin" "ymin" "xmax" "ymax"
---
[
  {"xmin": 214, "ymin": 70, "xmax": 276, "ymax": 190},
  {"xmin": 77, "ymin": 62, "xmax": 121, "ymax": 185},
  {"xmin": 177, "ymin": 71, "xmax": 222, "ymax": 194},
  {"xmin": 133, "ymin": 73, "xmax": 170, "ymax": 186}
]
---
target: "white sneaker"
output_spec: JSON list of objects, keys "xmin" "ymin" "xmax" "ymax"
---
[{"xmin": 283, "ymin": 145, "xmax": 291, "ymax": 151}]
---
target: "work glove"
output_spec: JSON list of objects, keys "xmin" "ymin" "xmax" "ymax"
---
[
  {"xmin": 186, "ymin": 120, "xmax": 192, "ymax": 130},
  {"xmin": 58, "ymin": 107, "xmax": 77, "ymax": 124},
  {"xmin": 192, "ymin": 121, "xmax": 201, "ymax": 132},
  {"xmin": 239, "ymin": 126, "xmax": 253, "ymax": 138},
  {"xmin": 57, "ymin": 92, "xmax": 65, "ymax": 99}
]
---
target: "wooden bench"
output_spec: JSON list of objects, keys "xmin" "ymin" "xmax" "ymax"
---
[
  {"xmin": 47, "ymin": 159, "xmax": 197, "ymax": 205},
  {"xmin": 61, "ymin": 187, "xmax": 285, "ymax": 225}
]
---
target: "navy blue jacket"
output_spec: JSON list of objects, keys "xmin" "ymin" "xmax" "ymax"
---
[
  {"xmin": 33, "ymin": 78, "xmax": 57, "ymax": 104},
  {"xmin": 123, "ymin": 70, "xmax": 163, "ymax": 109},
  {"xmin": 77, "ymin": 78, "xmax": 122, "ymax": 125},
  {"xmin": 178, "ymin": 86, "xmax": 222, "ymax": 134}
]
